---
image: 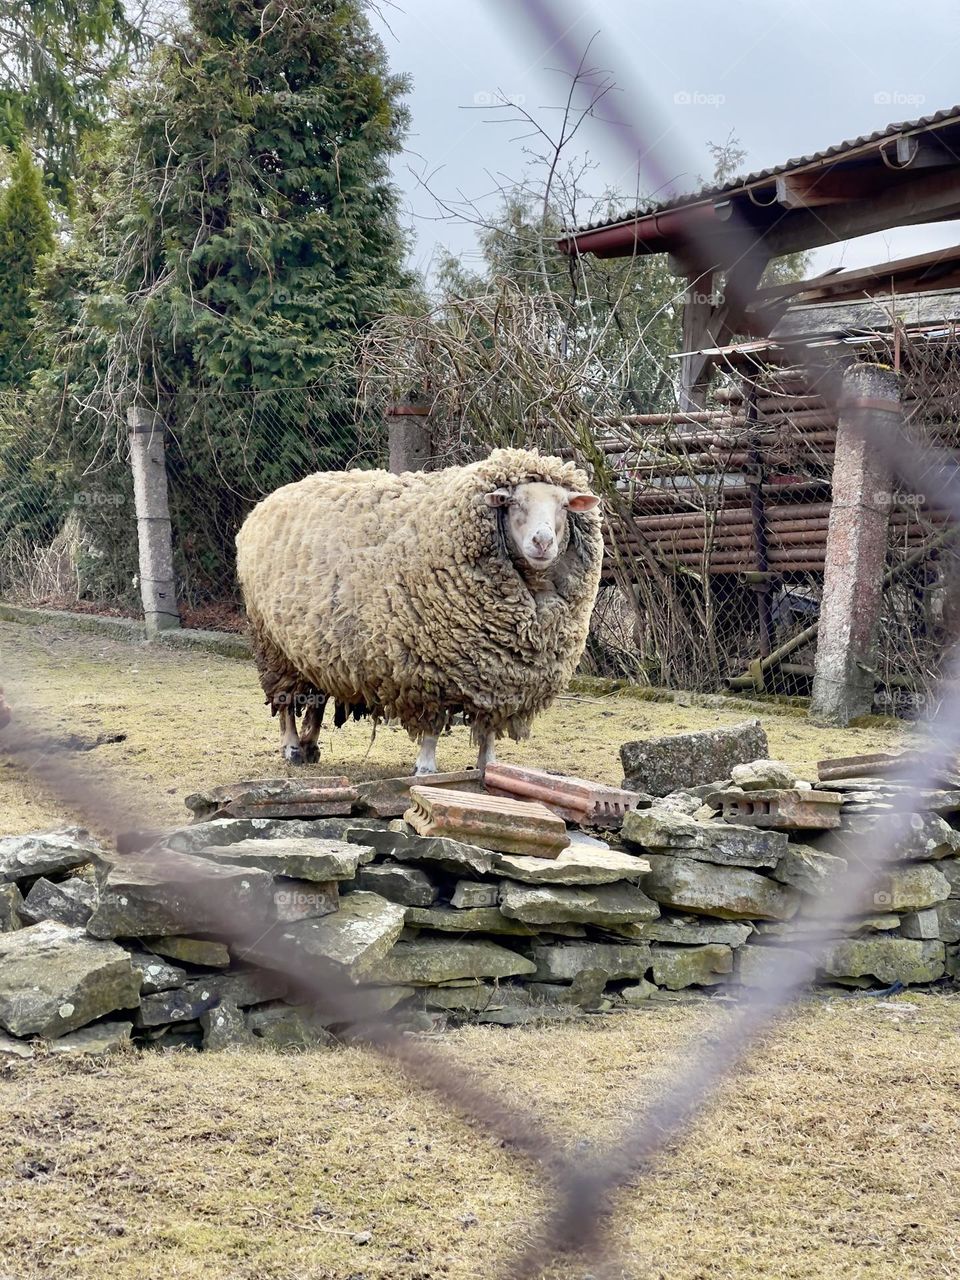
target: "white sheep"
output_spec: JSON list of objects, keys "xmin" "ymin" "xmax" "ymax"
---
[{"xmin": 235, "ymin": 447, "xmax": 602, "ymax": 772}]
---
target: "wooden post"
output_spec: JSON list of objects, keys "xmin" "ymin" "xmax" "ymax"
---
[
  {"xmin": 810, "ymin": 363, "xmax": 897, "ymax": 724},
  {"xmin": 678, "ymin": 270, "xmax": 716, "ymax": 412},
  {"xmin": 127, "ymin": 406, "xmax": 180, "ymax": 635},
  {"xmin": 387, "ymin": 397, "xmax": 433, "ymax": 474}
]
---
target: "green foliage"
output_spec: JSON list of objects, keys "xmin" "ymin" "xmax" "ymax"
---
[
  {"xmin": 32, "ymin": 0, "xmax": 411, "ymax": 604},
  {"xmin": 47, "ymin": 0, "xmax": 411, "ymax": 403},
  {"xmin": 0, "ymin": 0, "xmax": 140, "ymax": 197},
  {"xmin": 0, "ymin": 145, "xmax": 54, "ymax": 385}
]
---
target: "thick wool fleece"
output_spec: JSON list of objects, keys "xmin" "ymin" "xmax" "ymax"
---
[{"xmin": 235, "ymin": 448, "xmax": 604, "ymax": 743}]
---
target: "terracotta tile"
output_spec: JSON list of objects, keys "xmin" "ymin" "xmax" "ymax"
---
[
  {"xmin": 484, "ymin": 763, "xmax": 640, "ymax": 827},
  {"xmin": 404, "ymin": 786, "xmax": 570, "ymax": 858},
  {"xmin": 715, "ymin": 787, "xmax": 842, "ymax": 831},
  {"xmin": 184, "ymin": 777, "xmax": 359, "ymax": 821}
]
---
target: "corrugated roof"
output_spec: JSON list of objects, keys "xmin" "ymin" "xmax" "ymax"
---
[{"xmin": 569, "ymin": 105, "xmax": 960, "ymax": 235}]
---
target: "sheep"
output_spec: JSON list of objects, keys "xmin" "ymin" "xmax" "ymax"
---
[{"xmin": 235, "ymin": 447, "xmax": 603, "ymax": 772}]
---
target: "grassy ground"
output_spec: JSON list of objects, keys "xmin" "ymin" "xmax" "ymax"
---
[
  {"xmin": 1, "ymin": 619, "xmax": 954, "ymax": 1280},
  {"xmin": 0, "ymin": 619, "xmax": 910, "ymax": 834},
  {"xmin": 1, "ymin": 998, "xmax": 959, "ymax": 1279}
]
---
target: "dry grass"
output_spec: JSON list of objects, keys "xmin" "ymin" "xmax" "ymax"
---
[
  {"xmin": 0, "ymin": 619, "xmax": 909, "ymax": 835},
  {"xmin": 1, "ymin": 620, "xmax": 955, "ymax": 1280},
  {"xmin": 0, "ymin": 998, "xmax": 958, "ymax": 1279}
]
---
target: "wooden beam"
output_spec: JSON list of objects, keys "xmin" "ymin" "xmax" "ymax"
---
[{"xmin": 760, "ymin": 167, "xmax": 960, "ymax": 257}]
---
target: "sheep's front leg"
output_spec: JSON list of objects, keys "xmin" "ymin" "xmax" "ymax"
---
[
  {"xmin": 298, "ymin": 701, "xmax": 324, "ymax": 764},
  {"xmin": 279, "ymin": 705, "xmax": 304, "ymax": 764},
  {"xmin": 414, "ymin": 735, "xmax": 438, "ymax": 776},
  {"xmin": 477, "ymin": 731, "xmax": 496, "ymax": 776}
]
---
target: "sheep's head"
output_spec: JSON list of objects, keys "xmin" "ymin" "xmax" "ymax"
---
[{"xmin": 484, "ymin": 481, "xmax": 600, "ymax": 571}]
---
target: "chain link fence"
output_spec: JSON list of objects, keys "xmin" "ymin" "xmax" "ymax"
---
[
  {"xmin": 3, "ymin": 333, "xmax": 960, "ymax": 717},
  {"xmin": 0, "ymin": 384, "xmax": 386, "ymax": 630}
]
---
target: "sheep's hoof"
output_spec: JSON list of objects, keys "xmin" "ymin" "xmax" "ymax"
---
[
  {"xmin": 413, "ymin": 765, "xmax": 438, "ymax": 777},
  {"xmin": 299, "ymin": 743, "xmax": 320, "ymax": 764},
  {"xmin": 283, "ymin": 745, "xmax": 305, "ymax": 765}
]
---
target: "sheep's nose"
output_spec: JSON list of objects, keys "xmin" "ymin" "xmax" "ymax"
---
[{"xmin": 532, "ymin": 529, "xmax": 554, "ymax": 552}]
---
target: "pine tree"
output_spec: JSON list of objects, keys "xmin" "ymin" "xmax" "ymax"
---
[
  {"xmin": 70, "ymin": 0, "xmax": 412, "ymax": 401},
  {"xmin": 0, "ymin": 144, "xmax": 54, "ymax": 385}
]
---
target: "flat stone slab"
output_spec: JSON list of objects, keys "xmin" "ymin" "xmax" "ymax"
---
[
  {"xmin": 271, "ymin": 878, "xmax": 339, "ymax": 922},
  {"xmin": 367, "ymin": 938, "xmax": 536, "ymax": 985},
  {"xmin": 355, "ymin": 863, "xmax": 438, "ymax": 907},
  {"xmin": 185, "ymin": 777, "xmax": 359, "ymax": 821},
  {"xmin": 900, "ymin": 908, "xmax": 941, "ymax": 940},
  {"xmin": 860, "ymin": 863, "xmax": 951, "ymax": 913},
  {"xmin": 0, "ymin": 922, "xmax": 140, "ymax": 1038},
  {"xmin": 621, "ymin": 721, "xmax": 768, "ymax": 797},
  {"xmin": 265, "ymin": 892, "xmax": 406, "ymax": 979},
  {"xmin": 0, "ymin": 1029, "xmax": 35, "ymax": 1059},
  {"xmin": 633, "ymin": 916, "xmax": 753, "ymax": 946},
  {"xmin": 47, "ymin": 1019, "xmax": 133, "ymax": 1057},
  {"xmin": 530, "ymin": 941, "xmax": 652, "ymax": 983},
  {"xmin": 498, "ymin": 880, "xmax": 659, "ymax": 926},
  {"xmin": 126, "ymin": 948, "xmax": 189, "ymax": 993},
  {"xmin": 87, "ymin": 849, "xmax": 274, "ymax": 939},
  {"xmin": 350, "ymin": 828, "xmax": 497, "ymax": 877},
  {"xmin": 650, "ymin": 943, "xmax": 733, "ymax": 989},
  {"xmin": 730, "ymin": 760, "xmax": 800, "ymax": 791},
  {"xmin": 936, "ymin": 900, "xmax": 960, "ymax": 943},
  {"xmin": 405, "ymin": 906, "xmax": 537, "ymax": 935},
  {"xmin": 144, "ymin": 936, "xmax": 231, "ymax": 967},
  {"xmin": 200, "ymin": 999, "xmax": 258, "ymax": 1050},
  {"xmin": 165, "ymin": 816, "xmax": 377, "ymax": 855},
  {"xmin": 245, "ymin": 1001, "xmax": 338, "ymax": 1048},
  {"xmin": 941, "ymin": 859, "xmax": 960, "ymax": 896},
  {"xmin": 136, "ymin": 968, "xmax": 289, "ymax": 1027},
  {"xmin": 643, "ymin": 856, "xmax": 801, "ymax": 921},
  {"xmin": 185, "ymin": 836, "xmax": 373, "ymax": 882},
  {"xmin": 21, "ymin": 877, "xmax": 96, "ymax": 927},
  {"xmin": 0, "ymin": 830, "xmax": 100, "ymax": 884},
  {"xmin": 622, "ymin": 809, "xmax": 786, "ymax": 868},
  {"xmin": 820, "ymin": 938, "xmax": 945, "ymax": 986},
  {"xmin": 0, "ymin": 883, "xmax": 24, "ymax": 932},
  {"xmin": 450, "ymin": 880, "xmax": 498, "ymax": 909},
  {"xmin": 772, "ymin": 845, "xmax": 847, "ymax": 895},
  {"xmin": 489, "ymin": 844, "xmax": 651, "ymax": 886},
  {"xmin": 738, "ymin": 945, "xmax": 816, "ymax": 989},
  {"xmin": 405, "ymin": 787, "xmax": 570, "ymax": 858}
]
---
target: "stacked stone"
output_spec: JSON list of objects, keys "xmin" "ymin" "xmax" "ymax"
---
[
  {"xmin": 619, "ymin": 723, "xmax": 959, "ymax": 991},
  {"xmin": 1, "ymin": 725, "xmax": 958, "ymax": 1058}
]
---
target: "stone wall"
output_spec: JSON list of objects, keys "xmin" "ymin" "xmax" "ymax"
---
[{"xmin": 1, "ymin": 726, "xmax": 958, "ymax": 1056}]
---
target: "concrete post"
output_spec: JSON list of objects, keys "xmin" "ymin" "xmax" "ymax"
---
[
  {"xmin": 810, "ymin": 363, "xmax": 898, "ymax": 724},
  {"xmin": 387, "ymin": 400, "xmax": 433, "ymax": 474},
  {"xmin": 127, "ymin": 406, "xmax": 180, "ymax": 635}
]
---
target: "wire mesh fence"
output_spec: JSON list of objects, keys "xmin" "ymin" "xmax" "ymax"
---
[{"xmin": 0, "ymin": 383, "xmax": 387, "ymax": 630}]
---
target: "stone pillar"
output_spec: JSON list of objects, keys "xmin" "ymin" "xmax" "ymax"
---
[
  {"xmin": 811, "ymin": 363, "xmax": 898, "ymax": 724},
  {"xmin": 387, "ymin": 399, "xmax": 432, "ymax": 474},
  {"xmin": 127, "ymin": 406, "xmax": 180, "ymax": 635}
]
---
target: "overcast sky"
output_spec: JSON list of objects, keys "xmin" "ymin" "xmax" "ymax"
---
[{"xmin": 372, "ymin": 0, "xmax": 960, "ymax": 285}]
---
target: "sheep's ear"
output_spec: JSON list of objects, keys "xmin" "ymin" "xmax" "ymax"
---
[
  {"xmin": 484, "ymin": 488, "xmax": 513, "ymax": 507},
  {"xmin": 566, "ymin": 492, "xmax": 600, "ymax": 512}
]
